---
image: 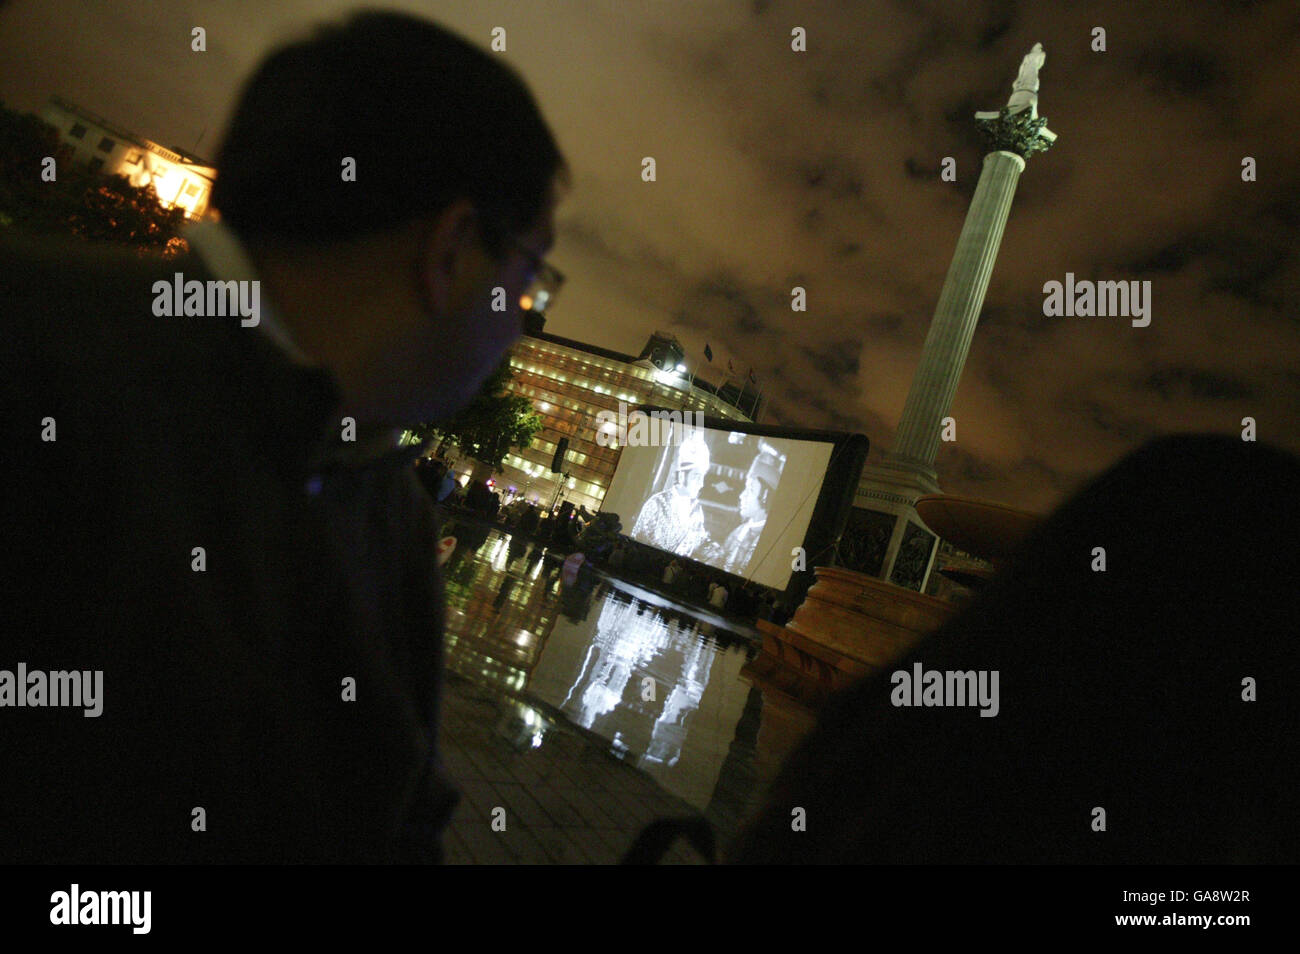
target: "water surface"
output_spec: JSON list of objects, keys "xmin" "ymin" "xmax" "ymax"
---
[{"xmin": 439, "ymin": 527, "xmax": 815, "ymax": 838}]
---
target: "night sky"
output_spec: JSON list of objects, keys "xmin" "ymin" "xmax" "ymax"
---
[{"xmin": 2, "ymin": 0, "xmax": 1297, "ymax": 512}]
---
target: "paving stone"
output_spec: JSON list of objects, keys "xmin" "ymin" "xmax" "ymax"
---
[
  {"xmin": 589, "ymin": 824, "xmax": 633, "ymax": 861},
  {"xmin": 529, "ymin": 785, "xmax": 587, "ymax": 827},
  {"xmin": 489, "ymin": 781, "xmax": 555, "ymax": 829},
  {"xmin": 458, "ymin": 779, "xmax": 507, "ymax": 821},
  {"xmin": 458, "ymin": 823, "xmax": 517, "ymax": 865},
  {"xmin": 438, "ymin": 669, "xmax": 730, "ymax": 865},
  {"xmin": 500, "ymin": 824, "xmax": 552, "ymax": 864}
]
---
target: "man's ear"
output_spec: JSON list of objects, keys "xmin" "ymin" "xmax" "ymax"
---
[{"xmin": 418, "ymin": 198, "xmax": 481, "ymax": 314}]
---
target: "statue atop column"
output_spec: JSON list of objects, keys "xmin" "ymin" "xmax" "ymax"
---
[
  {"xmin": 1007, "ymin": 42, "xmax": 1046, "ymax": 117},
  {"xmin": 975, "ymin": 42, "xmax": 1056, "ymax": 158}
]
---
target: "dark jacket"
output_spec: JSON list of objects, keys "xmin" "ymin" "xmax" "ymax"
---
[{"xmin": 0, "ymin": 235, "xmax": 457, "ymax": 863}]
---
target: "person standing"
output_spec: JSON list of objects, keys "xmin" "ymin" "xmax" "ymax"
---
[{"xmin": 709, "ymin": 582, "xmax": 729, "ymax": 610}]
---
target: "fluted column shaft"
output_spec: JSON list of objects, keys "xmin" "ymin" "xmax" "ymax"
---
[{"xmin": 890, "ymin": 149, "xmax": 1025, "ymax": 467}]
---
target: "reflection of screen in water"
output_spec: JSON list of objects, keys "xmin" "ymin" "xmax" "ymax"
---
[{"xmin": 601, "ymin": 423, "xmax": 834, "ymax": 589}]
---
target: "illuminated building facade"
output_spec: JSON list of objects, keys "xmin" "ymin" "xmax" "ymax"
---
[
  {"xmin": 39, "ymin": 96, "xmax": 216, "ymax": 220},
  {"xmin": 499, "ymin": 323, "xmax": 758, "ymax": 513}
]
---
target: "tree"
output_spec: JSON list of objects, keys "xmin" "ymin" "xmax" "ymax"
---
[
  {"xmin": 0, "ymin": 101, "xmax": 186, "ymax": 254},
  {"xmin": 67, "ymin": 171, "xmax": 188, "ymax": 253},
  {"xmin": 411, "ymin": 358, "xmax": 542, "ymax": 472}
]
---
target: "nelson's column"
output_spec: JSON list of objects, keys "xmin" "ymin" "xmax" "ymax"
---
[{"xmin": 843, "ymin": 43, "xmax": 1057, "ymax": 592}]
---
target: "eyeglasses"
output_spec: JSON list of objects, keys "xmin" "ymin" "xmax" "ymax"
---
[
  {"xmin": 509, "ymin": 237, "xmax": 565, "ymax": 313},
  {"xmin": 509, "ymin": 238, "xmax": 564, "ymax": 288}
]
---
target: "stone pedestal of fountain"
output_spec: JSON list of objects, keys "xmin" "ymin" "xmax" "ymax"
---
[{"xmin": 749, "ymin": 566, "xmax": 956, "ymax": 703}]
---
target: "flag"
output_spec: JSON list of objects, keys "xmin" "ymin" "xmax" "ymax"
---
[{"xmin": 704, "ymin": 343, "xmax": 713, "ymax": 362}]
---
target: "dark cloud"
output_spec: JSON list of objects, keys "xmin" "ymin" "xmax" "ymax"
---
[
  {"xmin": 977, "ymin": 1, "xmax": 1017, "ymax": 51},
  {"xmin": 766, "ymin": 379, "xmax": 863, "ymax": 434},
  {"xmin": 1205, "ymin": 239, "xmax": 1289, "ymax": 306},
  {"xmin": 1142, "ymin": 366, "xmax": 1257, "ymax": 401},
  {"xmin": 903, "ymin": 156, "xmax": 936, "ymax": 179},
  {"xmin": 799, "ymin": 339, "xmax": 862, "ymax": 384},
  {"xmin": 945, "ymin": 445, "xmax": 1002, "ymax": 484},
  {"xmin": 676, "ymin": 275, "xmax": 766, "ymax": 337},
  {"xmin": 861, "ymin": 311, "xmax": 906, "ymax": 336},
  {"xmin": 1054, "ymin": 394, "xmax": 1157, "ymax": 443},
  {"xmin": 1019, "ymin": 455, "xmax": 1063, "ymax": 483},
  {"xmin": 1131, "ymin": 45, "xmax": 1226, "ymax": 99},
  {"xmin": 793, "ymin": 155, "xmax": 869, "ymax": 204},
  {"xmin": 1127, "ymin": 240, "xmax": 1204, "ymax": 274}
]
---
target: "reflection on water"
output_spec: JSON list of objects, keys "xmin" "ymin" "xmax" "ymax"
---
[{"xmin": 440, "ymin": 527, "xmax": 814, "ymax": 837}]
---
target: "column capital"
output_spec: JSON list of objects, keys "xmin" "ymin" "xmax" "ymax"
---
[{"xmin": 973, "ymin": 105, "xmax": 1056, "ymax": 160}]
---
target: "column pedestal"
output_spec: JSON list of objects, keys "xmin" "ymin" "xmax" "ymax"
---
[{"xmin": 838, "ymin": 457, "xmax": 942, "ymax": 592}]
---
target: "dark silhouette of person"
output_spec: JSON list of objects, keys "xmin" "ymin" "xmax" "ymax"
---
[
  {"xmin": 506, "ymin": 531, "xmax": 531, "ymax": 566},
  {"xmin": 518, "ymin": 504, "xmax": 541, "ymax": 539},
  {"xmin": 0, "ymin": 10, "xmax": 566, "ymax": 863},
  {"xmin": 729, "ymin": 435, "xmax": 1300, "ymax": 864}
]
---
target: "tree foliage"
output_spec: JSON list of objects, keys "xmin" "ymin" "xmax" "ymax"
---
[
  {"xmin": 411, "ymin": 358, "xmax": 542, "ymax": 472},
  {"xmin": 0, "ymin": 101, "xmax": 186, "ymax": 253}
]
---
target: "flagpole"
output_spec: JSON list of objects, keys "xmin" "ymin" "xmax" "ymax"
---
[
  {"xmin": 722, "ymin": 359, "xmax": 738, "ymax": 413},
  {"xmin": 746, "ymin": 367, "xmax": 762, "ymax": 421}
]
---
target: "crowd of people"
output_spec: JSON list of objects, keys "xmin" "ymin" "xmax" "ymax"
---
[
  {"xmin": 420, "ymin": 458, "xmax": 599, "ymax": 555},
  {"xmin": 660, "ymin": 559, "xmax": 784, "ymax": 621}
]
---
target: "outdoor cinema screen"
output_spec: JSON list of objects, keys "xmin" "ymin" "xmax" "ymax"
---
[{"xmin": 600, "ymin": 415, "xmax": 835, "ymax": 590}]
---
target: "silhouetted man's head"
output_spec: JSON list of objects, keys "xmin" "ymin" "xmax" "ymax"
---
[{"xmin": 211, "ymin": 10, "xmax": 568, "ymax": 425}]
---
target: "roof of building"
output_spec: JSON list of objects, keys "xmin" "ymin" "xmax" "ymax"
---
[
  {"xmin": 526, "ymin": 330, "xmax": 642, "ymax": 366},
  {"xmin": 46, "ymin": 96, "xmax": 216, "ymax": 172},
  {"xmin": 518, "ymin": 330, "xmax": 759, "ymax": 419}
]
